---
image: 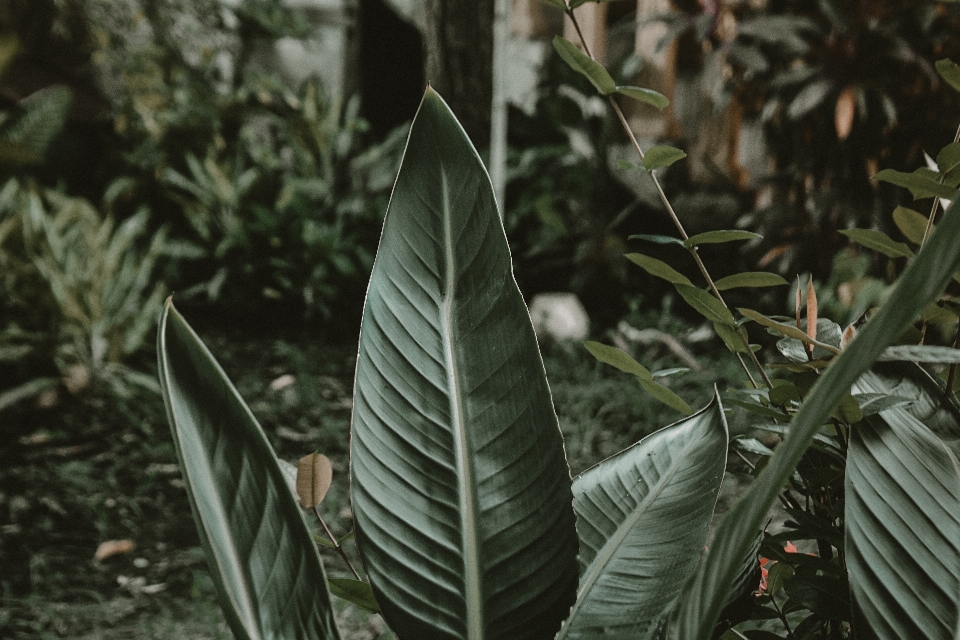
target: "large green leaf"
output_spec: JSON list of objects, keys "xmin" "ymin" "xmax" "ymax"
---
[
  {"xmin": 349, "ymin": 88, "xmax": 579, "ymax": 640},
  {"xmin": 157, "ymin": 301, "xmax": 341, "ymax": 640},
  {"xmin": 556, "ymin": 395, "xmax": 728, "ymax": 640},
  {"xmin": 846, "ymin": 409, "xmax": 960, "ymax": 640},
  {"xmin": 674, "ymin": 196, "xmax": 960, "ymax": 639}
]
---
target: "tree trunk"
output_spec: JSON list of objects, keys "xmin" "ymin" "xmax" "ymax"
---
[{"xmin": 423, "ymin": 0, "xmax": 493, "ymax": 149}]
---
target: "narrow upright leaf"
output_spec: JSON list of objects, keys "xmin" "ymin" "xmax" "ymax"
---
[
  {"xmin": 350, "ymin": 89, "xmax": 579, "ymax": 640},
  {"xmin": 157, "ymin": 301, "xmax": 341, "ymax": 640},
  {"xmin": 557, "ymin": 396, "xmax": 728, "ymax": 640},
  {"xmin": 552, "ymin": 36, "xmax": 617, "ymax": 95}
]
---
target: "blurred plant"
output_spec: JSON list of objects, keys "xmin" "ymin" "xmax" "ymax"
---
[
  {"xmin": 0, "ymin": 179, "xmax": 165, "ymax": 406},
  {"xmin": 159, "ymin": 82, "xmax": 406, "ymax": 314},
  {"xmin": 504, "ymin": 53, "xmax": 640, "ymax": 301},
  {"xmin": 652, "ymin": 0, "xmax": 960, "ymax": 277},
  {"xmin": 549, "ymin": 1, "xmax": 960, "ymax": 636}
]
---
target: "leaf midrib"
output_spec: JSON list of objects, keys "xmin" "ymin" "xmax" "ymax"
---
[
  {"xmin": 440, "ymin": 170, "xmax": 483, "ymax": 639},
  {"xmin": 557, "ymin": 426, "xmax": 703, "ymax": 640}
]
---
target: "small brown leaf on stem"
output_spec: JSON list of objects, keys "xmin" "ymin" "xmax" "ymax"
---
[
  {"xmin": 297, "ymin": 453, "xmax": 333, "ymax": 509},
  {"xmin": 835, "ymin": 85, "xmax": 856, "ymax": 141}
]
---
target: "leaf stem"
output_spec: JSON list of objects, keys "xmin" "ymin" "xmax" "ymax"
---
[
  {"xmin": 313, "ymin": 506, "xmax": 362, "ymax": 580},
  {"xmin": 565, "ymin": 5, "xmax": 772, "ymax": 389}
]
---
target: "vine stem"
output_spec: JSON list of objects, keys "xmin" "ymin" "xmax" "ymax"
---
[
  {"xmin": 314, "ymin": 506, "xmax": 362, "ymax": 580},
  {"xmin": 566, "ymin": 6, "xmax": 771, "ymax": 388}
]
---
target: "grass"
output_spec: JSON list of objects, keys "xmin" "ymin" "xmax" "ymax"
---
[{"xmin": 0, "ymin": 308, "xmax": 740, "ymax": 638}]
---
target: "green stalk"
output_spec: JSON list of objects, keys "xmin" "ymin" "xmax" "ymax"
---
[{"xmin": 565, "ymin": 5, "xmax": 772, "ymax": 389}]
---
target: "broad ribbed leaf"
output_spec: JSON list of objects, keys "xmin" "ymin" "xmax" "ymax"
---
[
  {"xmin": 846, "ymin": 409, "xmax": 960, "ymax": 640},
  {"xmin": 157, "ymin": 301, "xmax": 340, "ymax": 640},
  {"xmin": 675, "ymin": 196, "xmax": 960, "ymax": 639},
  {"xmin": 556, "ymin": 395, "xmax": 727, "ymax": 640},
  {"xmin": 350, "ymin": 89, "xmax": 579, "ymax": 640}
]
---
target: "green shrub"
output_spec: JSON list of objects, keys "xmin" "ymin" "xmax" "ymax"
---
[{"xmin": 154, "ymin": 6, "xmax": 960, "ymax": 640}]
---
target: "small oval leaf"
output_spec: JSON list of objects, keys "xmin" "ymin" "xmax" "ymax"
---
[
  {"xmin": 714, "ymin": 272, "xmax": 789, "ymax": 290},
  {"xmin": 585, "ymin": 341, "xmax": 653, "ymax": 380},
  {"xmin": 297, "ymin": 453, "xmax": 333, "ymax": 509},
  {"xmin": 625, "ymin": 253, "xmax": 692, "ymax": 286},
  {"xmin": 328, "ymin": 578, "xmax": 380, "ymax": 614},
  {"xmin": 628, "ymin": 234, "xmax": 685, "ymax": 246},
  {"xmin": 638, "ymin": 377, "xmax": 693, "ymax": 415},
  {"xmin": 675, "ymin": 284, "xmax": 735, "ymax": 326},
  {"xmin": 684, "ymin": 230, "xmax": 762, "ymax": 247},
  {"xmin": 642, "ymin": 145, "xmax": 687, "ymax": 171},
  {"xmin": 616, "ymin": 86, "xmax": 669, "ymax": 110},
  {"xmin": 839, "ymin": 229, "xmax": 914, "ymax": 259},
  {"xmin": 892, "ymin": 206, "xmax": 928, "ymax": 245},
  {"xmin": 873, "ymin": 168, "xmax": 959, "ymax": 201},
  {"xmin": 552, "ymin": 36, "xmax": 617, "ymax": 95},
  {"xmin": 936, "ymin": 58, "xmax": 960, "ymax": 94}
]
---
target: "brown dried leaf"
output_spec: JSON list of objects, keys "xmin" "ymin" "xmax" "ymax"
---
[
  {"xmin": 835, "ymin": 85, "xmax": 856, "ymax": 141},
  {"xmin": 296, "ymin": 453, "xmax": 333, "ymax": 509},
  {"xmin": 94, "ymin": 539, "xmax": 135, "ymax": 561}
]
